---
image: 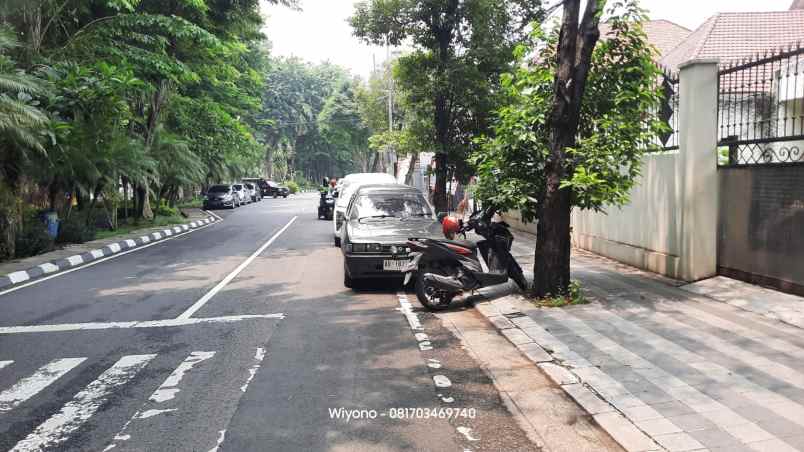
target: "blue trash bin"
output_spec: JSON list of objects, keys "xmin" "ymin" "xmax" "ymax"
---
[{"xmin": 44, "ymin": 211, "xmax": 59, "ymax": 239}]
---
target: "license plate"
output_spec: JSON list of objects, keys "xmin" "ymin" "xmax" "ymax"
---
[{"xmin": 383, "ymin": 259, "xmax": 411, "ymax": 272}]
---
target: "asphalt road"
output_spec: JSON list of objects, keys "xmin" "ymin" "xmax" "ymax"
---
[{"xmin": 0, "ymin": 192, "xmax": 538, "ymax": 452}]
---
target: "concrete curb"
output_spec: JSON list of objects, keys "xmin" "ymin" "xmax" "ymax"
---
[
  {"xmin": 475, "ymin": 297, "xmax": 664, "ymax": 452},
  {"xmin": 0, "ymin": 216, "xmax": 220, "ymax": 291}
]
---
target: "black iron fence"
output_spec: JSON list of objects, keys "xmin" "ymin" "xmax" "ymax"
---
[
  {"xmin": 648, "ymin": 69, "xmax": 680, "ymax": 152},
  {"xmin": 718, "ymin": 44, "xmax": 804, "ymax": 166}
]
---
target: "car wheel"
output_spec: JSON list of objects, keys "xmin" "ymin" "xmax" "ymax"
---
[
  {"xmin": 283, "ymin": 195, "xmax": 288, "ymax": 198},
  {"xmin": 344, "ymin": 268, "xmax": 353, "ymax": 289}
]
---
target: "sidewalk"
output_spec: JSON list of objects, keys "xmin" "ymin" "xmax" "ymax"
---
[
  {"xmin": 476, "ymin": 229, "xmax": 804, "ymax": 452},
  {"xmin": 0, "ymin": 208, "xmax": 215, "ymax": 284}
]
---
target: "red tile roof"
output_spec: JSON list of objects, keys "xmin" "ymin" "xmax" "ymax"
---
[
  {"xmin": 599, "ymin": 20, "xmax": 691, "ymax": 58},
  {"xmin": 660, "ymin": 10, "xmax": 804, "ymax": 70}
]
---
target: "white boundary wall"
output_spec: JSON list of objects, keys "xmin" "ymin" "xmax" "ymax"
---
[{"xmin": 507, "ymin": 60, "xmax": 720, "ymax": 282}]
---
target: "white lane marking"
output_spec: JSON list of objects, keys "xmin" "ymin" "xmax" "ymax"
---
[
  {"xmin": 0, "ymin": 314, "xmax": 285, "ymax": 335},
  {"xmin": 38, "ymin": 263, "xmax": 59, "ymax": 274},
  {"xmin": 8, "ymin": 271, "xmax": 30, "ymax": 284},
  {"xmin": 177, "ymin": 216, "xmax": 298, "ymax": 320},
  {"xmin": 427, "ymin": 359, "xmax": 442, "ymax": 369},
  {"xmin": 396, "ymin": 292, "xmax": 423, "ymax": 331},
  {"xmin": 104, "ymin": 352, "xmax": 214, "ymax": 449},
  {"xmin": 0, "ymin": 222, "xmax": 216, "ymax": 298},
  {"xmin": 150, "ymin": 351, "xmax": 215, "ymax": 403},
  {"xmin": 241, "ymin": 347, "xmax": 267, "ymax": 393},
  {"xmin": 125, "ymin": 239, "xmax": 136, "ymax": 248},
  {"xmin": 90, "ymin": 250, "xmax": 104, "ymax": 259},
  {"xmin": 108, "ymin": 243, "xmax": 121, "ymax": 253},
  {"xmin": 204, "ymin": 210, "xmax": 223, "ymax": 221},
  {"xmin": 137, "ymin": 408, "xmax": 175, "ymax": 419},
  {"xmin": 10, "ymin": 354, "xmax": 155, "ymax": 452},
  {"xmin": 439, "ymin": 395, "xmax": 455, "ymax": 403},
  {"xmin": 457, "ymin": 426, "xmax": 480, "ymax": 442},
  {"xmin": 67, "ymin": 255, "xmax": 84, "ymax": 266},
  {"xmin": 0, "ymin": 358, "xmax": 87, "ymax": 412},
  {"xmin": 414, "ymin": 333, "xmax": 429, "ymax": 342},
  {"xmin": 208, "ymin": 429, "xmax": 226, "ymax": 452},
  {"xmin": 0, "ymin": 360, "xmax": 13, "ymax": 370},
  {"xmin": 433, "ymin": 375, "xmax": 452, "ymax": 388}
]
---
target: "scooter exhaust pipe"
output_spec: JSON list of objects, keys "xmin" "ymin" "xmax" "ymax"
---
[{"xmin": 422, "ymin": 273, "xmax": 464, "ymax": 292}]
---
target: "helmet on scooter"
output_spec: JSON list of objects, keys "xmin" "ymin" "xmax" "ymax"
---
[{"xmin": 442, "ymin": 215, "xmax": 461, "ymax": 239}]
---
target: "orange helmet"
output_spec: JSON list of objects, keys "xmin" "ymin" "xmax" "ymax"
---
[{"xmin": 442, "ymin": 216, "xmax": 461, "ymax": 238}]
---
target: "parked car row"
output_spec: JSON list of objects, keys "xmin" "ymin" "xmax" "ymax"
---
[
  {"xmin": 203, "ymin": 181, "xmax": 285, "ymax": 210},
  {"xmin": 242, "ymin": 178, "xmax": 290, "ymax": 198}
]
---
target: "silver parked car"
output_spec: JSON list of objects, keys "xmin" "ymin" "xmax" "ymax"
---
[{"xmin": 232, "ymin": 184, "xmax": 249, "ymax": 205}]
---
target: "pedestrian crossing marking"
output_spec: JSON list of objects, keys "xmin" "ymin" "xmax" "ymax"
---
[
  {"xmin": 104, "ymin": 351, "xmax": 216, "ymax": 451},
  {"xmin": 10, "ymin": 354, "xmax": 155, "ymax": 452},
  {"xmin": 0, "ymin": 358, "xmax": 87, "ymax": 412}
]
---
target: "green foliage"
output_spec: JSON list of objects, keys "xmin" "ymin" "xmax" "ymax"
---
[
  {"xmin": 285, "ymin": 180, "xmax": 299, "ymax": 194},
  {"xmin": 472, "ymin": 1, "xmax": 668, "ymax": 223},
  {"xmin": 14, "ymin": 213, "xmax": 54, "ymax": 258},
  {"xmin": 536, "ymin": 280, "xmax": 589, "ymax": 307},
  {"xmin": 154, "ymin": 201, "xmax": 180, "ymax": 218},
  {"xmin": 57, "ymin": 213, "xmax": 97, "ymax": 244}
]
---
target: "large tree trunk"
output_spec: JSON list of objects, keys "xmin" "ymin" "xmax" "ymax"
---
[{"xmin": 532, "ymin": 0, "xmax": 603, "ymax": 297}]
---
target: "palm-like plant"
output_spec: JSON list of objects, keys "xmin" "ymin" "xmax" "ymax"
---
[{"xmin": 0, "ymin": 26, "xmax": 48, "ymax": 184}]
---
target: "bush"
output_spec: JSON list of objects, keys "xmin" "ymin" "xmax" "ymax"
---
[
  {"xmin": 15, "ymin": 217, "xmax": 54, "ymax": 258},
  {"xmin": 154, "ymin": 201, "xmax": 180, "ymax": 218},
  {"xmin": 57, "ymin": 213, "xmax": 97, "ymax": 244},
  {"xmin": 286, "ymin": 181, "xmax": 299, "ymax": 194}
]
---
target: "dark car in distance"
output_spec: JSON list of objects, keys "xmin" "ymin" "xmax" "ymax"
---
[
  {"xmin": 340, "ymin": 184, "xmax": 441, "ymax": 288},
  {"xmin": 203, "ymin": 184, "xmax": 238, "ymax": 209},
  {"xmin": 275, "ymin": 186, "xmax": 290, "ymax": 198}
]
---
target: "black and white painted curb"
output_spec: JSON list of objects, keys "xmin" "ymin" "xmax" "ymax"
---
[{"xmin": 0, "ymin": 215, "xmax": 220, "ymax": 291}]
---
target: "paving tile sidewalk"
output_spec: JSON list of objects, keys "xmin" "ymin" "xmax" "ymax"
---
[
  {"xmin": 0, "ymin": 208, "xmax": 215, "ymax": 280},
  {"xmin": 477, "ymin": 228, "xmax": 804, "ymax": 452}
]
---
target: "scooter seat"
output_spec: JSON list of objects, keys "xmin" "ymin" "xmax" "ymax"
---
[{"xmin": 441, "ymin": 239, "xmax": 477, "ymax": 250}]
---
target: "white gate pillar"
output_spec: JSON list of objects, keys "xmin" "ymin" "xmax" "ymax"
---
[{"xmin": 678, "ymin": 59, "xmax": 719, "ymax": 281}]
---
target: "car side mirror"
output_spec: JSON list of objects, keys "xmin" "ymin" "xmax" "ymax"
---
[{"xmin": 437, "ymin": 212, "xmax": 448, "ymax": 223}]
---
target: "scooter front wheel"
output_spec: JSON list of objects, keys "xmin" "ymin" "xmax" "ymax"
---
[{"xmin": 415, "ymin": 270, "xmax": 455, "ymax": 311}]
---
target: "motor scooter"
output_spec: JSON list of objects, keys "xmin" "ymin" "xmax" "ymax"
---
[
  {"xmin": 318, "ymin": 191, "xmax": 335, "ymax": 220},
  {"xmin": 402, "ymin": 206, "xmax": 528, "ymax": 310}
]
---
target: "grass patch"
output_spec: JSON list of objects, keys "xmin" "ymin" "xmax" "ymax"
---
[
  {"xmin": 94, "ymin": 215, "xmax": 187, "ymax": 241},
  {"xmin": 176, "ymin": 197, "xmax": 203, "ymax": 209},
  {"xmin": 534, "ymin": 280, "xmax": 589, "ymax": 308}
]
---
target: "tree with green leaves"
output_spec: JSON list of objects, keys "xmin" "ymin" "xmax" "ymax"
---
[
  {"xmin": 472, "ymin": 0, "xmax": 668, "ymax": 297},
  {"xmin": 350, "ymin": 0, "xmax": 543, "ymax": 212}
]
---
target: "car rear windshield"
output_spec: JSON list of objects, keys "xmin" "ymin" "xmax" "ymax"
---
[
  {"xmin": 208, "ymin": 185, "xmax": 230, "ymax": 193},
  {"xmin": 233, "ymin": 184, "xmax": 243, "ymax": 190},
  {"xmin": 355, "ymin": 192, "xmax": 432, "ymax": 220}
]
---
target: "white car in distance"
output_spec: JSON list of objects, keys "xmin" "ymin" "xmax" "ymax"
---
[{"xmin": 333, "ymin": 172, "xmax": 397, "ymax": 247}]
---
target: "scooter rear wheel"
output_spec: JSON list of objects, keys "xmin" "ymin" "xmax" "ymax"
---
[{"xmin": 415, "ymin": 270, "xmax": 455, "ymax": 311}]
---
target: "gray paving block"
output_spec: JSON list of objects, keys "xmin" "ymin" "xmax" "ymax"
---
[
  {"xmin": 487, "ymin": 315, "xmax": 516, "ymax": 330},
  {"xmin": 652, "ymin": 432, "xmax": 705, "ymax": 451},
  {"xmin": 516, "ymin": 341, "xmax": 552, "ymax": 363},
  {"xmin": 501, "ymin": 327, "xmax": 533, "ymax": 345},
  {"xmin": 563, "ymin": 383, "xmax": 615, "ymax": 415},
  {"xmin": 593, "ymin": 412, "xmax": 661, "ymax": 452},
  {"xmin": 665, "ymin": 413, "xmax": 717, "ymax": 433},
  {"xmin": 538, "ymin": 362, "xmax": 579, "ymax": 385},
  {"xmin": 687, "ymin": 427, "xmax": 744, "ymax": 448},
  {"xmin": 635, "ymin": 417, "xmax": 683, "ymax": 436}
]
